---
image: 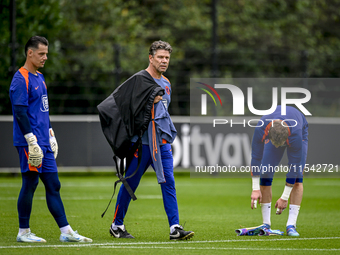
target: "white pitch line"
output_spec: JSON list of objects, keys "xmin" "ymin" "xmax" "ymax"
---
[
  {"xmin": 100, "ymin": 246, "xmax": 340, "ymax": 251},
  {"xmin": 92, "ymin": 236, "xmax": 340, "ymax": 246},
  {"xmin": 1, "ymin": 237, "xmax": 339, "ymax": 249}
]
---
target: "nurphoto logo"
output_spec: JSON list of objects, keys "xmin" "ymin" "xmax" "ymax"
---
[
  {"xmin": 196, "ymin": 82, "xmax": 222, "ymax": 115},
  {"xmin": 198, "ymin": 83, "xmax": 312, "ymax": 116}
]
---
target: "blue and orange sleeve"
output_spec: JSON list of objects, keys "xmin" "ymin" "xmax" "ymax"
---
[{"xmin": 10, "ymin": 68, "xmax": 29, "ymax": 107}]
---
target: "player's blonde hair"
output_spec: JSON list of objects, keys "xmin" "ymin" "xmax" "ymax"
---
[{"xmin": 269, "ymin": 120, "xmax": 289, "ymax": 147}]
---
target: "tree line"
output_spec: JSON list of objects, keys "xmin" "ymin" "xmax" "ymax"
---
[{"xmin": 1, "ymin": 0, "xmax": 340, "ymax": 115}]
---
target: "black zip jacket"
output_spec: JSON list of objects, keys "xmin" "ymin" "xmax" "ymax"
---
[{"xmin": 97, "ymin": 70, "xmax": 165, "ymax": 158}]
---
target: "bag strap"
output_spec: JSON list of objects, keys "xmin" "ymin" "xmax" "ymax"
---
[{"xmin": 101, "ymin": 135, "xmax": 143, "ymax": 218}]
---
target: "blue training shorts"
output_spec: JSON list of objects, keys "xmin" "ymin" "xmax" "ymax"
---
[{"xmin": 16, "ymin": 146, "xmax": 57, "ymax": 173}]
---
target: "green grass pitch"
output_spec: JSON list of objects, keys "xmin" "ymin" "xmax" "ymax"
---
[{"xmin": 0, "ymin": 172, "xmax": 339, "ymax": 254}]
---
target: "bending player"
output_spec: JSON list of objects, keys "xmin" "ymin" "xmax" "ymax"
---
[
  {"xmin": 250, "ymin": 105, "xmax": 308, "ymax": 236},
  {"xmin": 10, "ymin": 36, "xmax": 92, "ymax": 243}
]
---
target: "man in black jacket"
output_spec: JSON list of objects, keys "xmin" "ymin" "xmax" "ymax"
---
[{"xmin": 100, "ymin": 41, "xmax": 194, "ymax": 240}]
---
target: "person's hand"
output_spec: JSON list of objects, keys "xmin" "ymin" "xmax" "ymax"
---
[
  {"xmin": 275, "ymin": 198, "xmax": 288, "ymax": 215},
  {"xmin": 49, "ymin": 128, "xmax": 58, "ymax": 159},
  {"xmin": 154, "ymin": 95, "xmax": 163, "ymax": 104},
  {"xmin": 251, "ymin": 190, "xmax": 262, "ymax": 209},
  {"xmin": 24, "ymin": 133, "xmax": 44, "ymax": 167}
]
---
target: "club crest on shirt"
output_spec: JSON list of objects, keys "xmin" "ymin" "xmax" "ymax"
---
[
  {"xmin": 40, "ymin": 95, "xmax": 49, "ymax": 112},
  {"xmin": 165, "ymin": 86, "xmax": 170, "ymax": 95}
]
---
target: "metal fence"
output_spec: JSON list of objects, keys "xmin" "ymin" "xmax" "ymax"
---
[{"xmin": 1, "ymin": 47, "xmax": 340, "ymax": 116}]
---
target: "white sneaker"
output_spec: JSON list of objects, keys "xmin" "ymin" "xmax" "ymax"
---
[
  {"xmin": 60, "ymin": 230, "xmax": 92, "ymax": 242},
  {"xmin": 17, "ymin": 232, "xmax": 46, "ymax": 243}
]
